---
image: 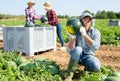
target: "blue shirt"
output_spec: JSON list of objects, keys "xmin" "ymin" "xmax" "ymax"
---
[{"xmin": 76, "ymin": 27, "xmax": 101, "ymax": 55}]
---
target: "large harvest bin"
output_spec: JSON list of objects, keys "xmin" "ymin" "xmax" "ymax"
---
[{"xmin": 3, "ymin": 27, "xmax": 56, "ymax": 56}]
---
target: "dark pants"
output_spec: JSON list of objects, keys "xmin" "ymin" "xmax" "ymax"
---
[{"xmin": 55, "ymin": 23, "xmax": 64, "ymax": 47}]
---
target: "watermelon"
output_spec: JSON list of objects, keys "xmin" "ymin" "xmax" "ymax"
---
[
  {"xmin": 7, "ymin": 61, "xmax": 17, "ymax": 69},
  {"xmin": 40, "ymin": 15, "xmax": 48, "ymax": 23},
  {"xmin": 18, "ymin": 61, "xmax": 30, "ymax": 70},
  {"xmin": 45, "ymin": 65, "xmax": 58, "ymax": 75},
  {"xmin": 111, "ymin": 72, "xmax": 120, "ymax": 77},
  {"xmin": 66, "ymin": 17, "xmax": 81, "ymax": 35},
  {"xmin": 104, "ymin": 76, "xmax": 120, "ymax": 81},
  {"xmin": 114, "ymin": 36, "xmax": 120, "ymax": 40},
  {"xmin": 23, "ymin": 62, "xmax": 35, "ymax": 71},
  {"xmin": 25, "ymin": 22, "xmax": 34, "ymax": 27}
]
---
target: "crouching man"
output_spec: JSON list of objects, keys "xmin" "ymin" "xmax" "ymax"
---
[{"xmin": 65, "ymin": 12, "xmax": 101, "ymax": 81}]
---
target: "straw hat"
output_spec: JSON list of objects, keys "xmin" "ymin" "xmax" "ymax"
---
[
  {"xmin": 27, "ymin": 0, "xmax": 35, "ymax": 5},
  {"xmin": 43, "ymin": 2, "xmax": 52, "ymax": 9}
]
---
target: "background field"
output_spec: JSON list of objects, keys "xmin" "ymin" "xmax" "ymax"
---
[
  {"xmin": 0, "ymin": 19, "xmax": 120, "ymax": 46},
  {"xmin": 0, "ymin": 19, "xmax": 120, "ymax": 81}
]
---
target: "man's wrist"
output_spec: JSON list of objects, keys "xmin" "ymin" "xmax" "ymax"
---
[
  {"xmin": 81, "ymin": 32, "xmax": 87, "ymax": 36},
  {"xmin": 70, "ymin": 35, "xmax": 76, "ymax": 39}
]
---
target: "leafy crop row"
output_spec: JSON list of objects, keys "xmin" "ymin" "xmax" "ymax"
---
[
  {"xmin": 95, "ymin": 19, "xmax": 120, "ymax": 46},
  {"xmin": 0, "ymin": 50, "xmax": 62, "ymax": 81},
  {"xmin": 0, "ymin": 50, "xmax": 120, "ymax": 81},
  {"xmin": 0, "ymin": 19, "xmax": 120, "ymax": 46}
]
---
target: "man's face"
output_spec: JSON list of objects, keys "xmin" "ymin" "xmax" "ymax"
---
[{"xmin": 82, "ymin": 16, "xmax": 91, "ymax": 28}]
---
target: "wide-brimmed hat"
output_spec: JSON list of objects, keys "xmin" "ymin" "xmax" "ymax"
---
[
  {"xmin": 27, "ymin": 0, "xmax": 35, "ymax": 5},
  {"xmin": 80, "ymin": 12, "xmax": 93, "ymax": 20},
  {"xmin": 43, "ymin": 2, "xmax": 52, "ymax": 10}
]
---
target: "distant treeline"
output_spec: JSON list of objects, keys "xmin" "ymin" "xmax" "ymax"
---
[
  {"xmin": 0, "ymin": 14, "xmax": 25, "ymax": 19},
  {"xmin": 58, "ymin": 10, "xmax": 120, "ymax": 19},
  {"xmin": 0, "ymin": 10, "xmax": 120, "ymax": 19},
  {"xmin": 95, "ymin": 10, "xmax": 120, "ymax": 19}
]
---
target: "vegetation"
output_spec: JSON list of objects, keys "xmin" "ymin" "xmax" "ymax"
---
[
  {"xmin": 0, "ymin": 10, "xmax": 120, "ymax": 81},
  {"xmin": 95, "ymin": 19, "xmax": 120, "ymax": 46},
  {"xmin": 0, "ymin": 10, "xmax": 120, "ymax": 19},
  {"xmin": 0, "ymin": 18, "xmax": 120, "ymax": 81},
  {"xmin": 0, "ymin": 18, "xmax": 120, "ymax": 46},
  {"xmin": 0, "ymin": 50, "xmax": 120, "ymax": 81},
  {"xmin": 0, "ymin": 50, "xmax": 62, "ymax": 81},
  {"xmin": 0, "ymin": 14, "xmax": 25, "ymax": 19}
]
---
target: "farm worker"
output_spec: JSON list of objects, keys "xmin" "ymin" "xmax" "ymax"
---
[
  {"xmin": 25, "ymin": 0, "xmax": 41, "ymax": 27},
  {"xmin": 43, "ymin": 2, "xmax": 65, "ymax": 50},
  {"xmin": 65, "ymin": 12, "xmax": 101, "ymax": 81}
]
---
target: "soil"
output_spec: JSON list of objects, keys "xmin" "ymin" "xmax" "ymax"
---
[{"xmin": 26, "ymin": 43, "xmax": 120, "ymax": 71}]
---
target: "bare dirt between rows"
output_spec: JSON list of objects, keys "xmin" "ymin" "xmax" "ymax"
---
[{"xmin": 26, "ymin": 43, "xmax": 120, "ymax": 71}]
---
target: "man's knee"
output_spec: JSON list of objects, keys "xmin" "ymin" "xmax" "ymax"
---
[
  {"xmin": 71, "ymin": 46, "xmax": 83, "ymax": 60},
  {"xmin": 74, "ymin": 46, "xmax": 83, "ymax": 53},
  {"xmin": 84, "ymin": 56, "xmax": 101, "ymax": 72}
]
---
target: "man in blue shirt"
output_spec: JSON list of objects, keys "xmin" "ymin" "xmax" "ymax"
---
[{"xmin": 65, "ymin": 13, "xmax": 101, "ymax": 81}]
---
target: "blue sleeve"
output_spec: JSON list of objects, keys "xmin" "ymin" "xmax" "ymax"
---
[{"xmin": 90, "ymin": 29, "xmax": 101, "ymax": 52}]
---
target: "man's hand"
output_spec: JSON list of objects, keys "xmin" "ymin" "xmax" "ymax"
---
[
  {"xmin": 45, "ymin": 22, "xmax": 48, "ymax": 24},
  {"xmin": 67, "ymin": 31, "xmax": 76, "ymax": 39},
  {"xmin": 79, "ymin": 26, "xmax": 87, "ymax": 36}
]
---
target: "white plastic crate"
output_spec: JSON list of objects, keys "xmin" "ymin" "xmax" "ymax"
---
[
  {"xmin": 0, "ymin": 27, "xmax": 3, "ymax": 40},
  {"xmin": 109, "ymin": 20, "xmax": 120, "ymax": 26},
  {"xmin": 3, "ymin": 27, "xmax": 56, "ymax": 56}
]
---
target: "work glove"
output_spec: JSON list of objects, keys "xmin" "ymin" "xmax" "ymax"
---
[
  {"xmin": 45, "ymin": 21, "xmax": 48, "ymax": 24},
  {"xmin": 79, "ymin": 26, "xmax": 87, "ymax": 36}
]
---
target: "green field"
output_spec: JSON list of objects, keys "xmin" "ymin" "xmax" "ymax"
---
[
  {"xmin": 0, "ymin": 19, "xmax": 120, "ymax": 81},
  {"xmin": 0, "ymin": 47, "xmax": 119, "ymax": 81},
  {"xmin": 0, "ymin": 19, "xmax": 120, "ymax": 46}
]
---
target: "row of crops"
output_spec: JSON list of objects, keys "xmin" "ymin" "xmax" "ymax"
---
[
  {"xmin": 95, "ymin": 19, "xmax": 120, "ymax": 46},
  {"xmin": 0, "ymin": 19, "xmax": 120, "ymax": 80},
  {"xmin": 0, "ymin": 19, "xmax": 120, "ymax": 46},
  {"xmin": 0, "ymin": 50, "xmax": 62, "ymax": 81},
  {"xmin": 61, "ymin": 19, "xmax": 120, "ymax": 46},
  {"xmin": 0, "ymin": 50, "xmax": 120, "ymax": 81}
]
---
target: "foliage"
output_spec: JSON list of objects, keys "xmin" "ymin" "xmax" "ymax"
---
[
  {"xmin": 95, "ymin": 10, "xmax": 120, "ymax": 19},
  {"xmin": 0, "ymin": 50, "xmax": 62, "ymax": 81},
  {"xmin": 1, "ymin": 10, "xmax": 120, "ymax": 19},
  {"xmin": 0, "ymin": 14, "xmax": 24, "ymax": 19},
  {"xmin": 0, "ymin": 50, "xmax": 119, "ymax": 81},
  {"xmin": 1, "ymin": 19, "xmax": 120, "ymax": 46},
  {"xmin": 95, "ymin": 19, "xmax": 120, "ymax": 46},
  {"xmin": 0, "ymin": 17, "xmax": 120, "ymax": 80}
]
